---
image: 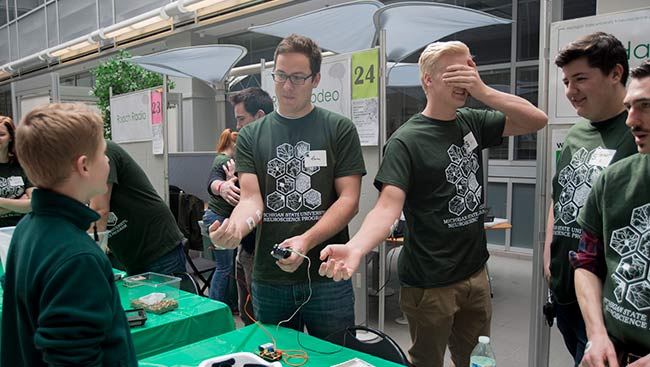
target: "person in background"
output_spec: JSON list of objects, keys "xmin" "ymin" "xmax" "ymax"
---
[
  {"xmin": 318, "ymin": 40, "xmax": 547, "ymax": 367},
  {"xmin": 544, "ymin": 32, "xmax": 636, "ymax": 366},
  {"xmin": 0, "ymin": 116, "xmax": 33, "ymax": 227},
  {"xmin": 210, "ymin": 34, "xmax": 366, "ymax": 339},
  {"xmin": 204, "ymin": 128, "xmax": 238, "ymax": 311},
  {"xmin": 207, "ymin": 87, "xmax": 273, "ymax": 324},
  {"xmin": 572, "ymin": 60, "xmax": 650, "ymax": 367},
  {"xmin": 2, "ymin": 103, "xmax": 136, "ymax": 366},
  {"xmin": 90, "ymin": 140, "xmax": 186, "ymax": 275}
]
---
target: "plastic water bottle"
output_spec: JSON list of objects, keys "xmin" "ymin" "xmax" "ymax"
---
[{"xmin": 469, "ymin": 336, "xmax": 496, "ymax": 367}]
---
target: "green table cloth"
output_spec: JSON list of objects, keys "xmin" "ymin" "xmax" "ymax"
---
[
  {"xmin": 139, "ymin": 325, "xmax": 405, "ymax": 367},
  {"xmin": 115, "ymin": 278, "xmax": 235, "ymax": 359},
  {"xmin": 0, "ymin": 268, "xmax": 235, "ymax": 360}
]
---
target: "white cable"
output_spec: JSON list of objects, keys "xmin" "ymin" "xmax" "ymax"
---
[{"xmin": 277, "ymin": 250, "xmax": 312, "ymax": 331}]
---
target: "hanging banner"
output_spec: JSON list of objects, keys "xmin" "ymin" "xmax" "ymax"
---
[
  {"xmin": 351, "ymin": 48, "xmax": 379, "ymax": 146},
  {"xmin": 548, "ymin": 7, "xmax": 650, "ymax": 124},
  {"xmin": 110, "ymin": 90, "xmax": 152, "ymax": 143},
  {"xmin": 150, "ymin": 90, "xmax": 164, "ymax": 155}
]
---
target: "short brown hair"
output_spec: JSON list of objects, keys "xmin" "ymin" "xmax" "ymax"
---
[
  {"xmin": 16, "ymin": 103, "xmax": 104, "ymax": 189},
  {"xmin": 274, "ymin": 34, "xmax": 322, "ymax": 75},
  {"xmin": 0, "ymin": 115, "xmax": 17, "ymax": 164},
  {"xmin": 555, "ymin": 32, "xmax": 629, "ymax": 86},
  {"xmin": 216, "ymin": 128, "xmax": 237, "ymax": 153},
  {"xmin": 630, "ymin": 60, "xmax": 650, "ymax": 80}
]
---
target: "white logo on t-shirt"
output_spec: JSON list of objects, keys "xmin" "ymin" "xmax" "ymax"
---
[
  {"xmin": 608, "ymin": 203, "xmax": 650, "ymax": 319},
  {"xmin": 445, "ymin": 144, "xmax": 482, "ymax": 217},
  {"xmin": 266, "ymin": 141, "xmax": 322, "ymax": 213},
  {"xmin": 555, "ymin": 147, "xmax": 614, "ymax": 225}
]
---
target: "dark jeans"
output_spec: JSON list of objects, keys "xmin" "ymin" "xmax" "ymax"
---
[
  {"xmin": 143, "ymin": 242, "xmax": 187, "ymax": 275},
  {"xmin": 252, "ymin": 279, "xmax": 355, "ymax": 340},
  {"xmin": 202, "ymin": 209, "xmax": 236, "ymax": 310},
  {"xmin": 555, "ymin": 300, "xmax": 588, "ymax": 367}
]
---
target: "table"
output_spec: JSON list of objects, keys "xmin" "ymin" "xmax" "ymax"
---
[
  {"xmin": 139, "ymin": 324, "xmax": 405, "ymax": 366},
  {"xmin": 376, "ymin": 219, "xmax": 512, "ymax": 331},
  {"xmin": 115, "ymin": 277, "xmax": 235, "ymax": 359}
]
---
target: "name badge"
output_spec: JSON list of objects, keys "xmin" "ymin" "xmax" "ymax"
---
[
  {"xmin": 8, "ymin": 176, "xmax": 24, "ymax": 186},
  {"xmin": 463, "ymin": 132, "xmax": 478, "ymax": 153},
  {"xmin": 588, "ymin": 148, "xmax": 616, "ymax": 167},
  {"xmin": 304, "ymin": 150, "xmax": 327, "ymax": 167}
]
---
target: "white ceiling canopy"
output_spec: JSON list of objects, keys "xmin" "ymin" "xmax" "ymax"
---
[
  {"xmin": 248, "ymin": 0, "xmax": 383, "ymax": 54},
  {"xmin": 374, "ymin": 2, "xmax": 511, "ymax": 62},
  {"xmin": 127, "ymin": 45, "xmax": 247, "ymax": 87},
  {"xmin": 248, "ymin": 1, "xmax": 511, "ymax": 62}
]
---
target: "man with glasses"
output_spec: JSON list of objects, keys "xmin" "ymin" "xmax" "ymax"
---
[{"xmin": 209, "ymin": 34, "xmax": 366, "ymax": 339}]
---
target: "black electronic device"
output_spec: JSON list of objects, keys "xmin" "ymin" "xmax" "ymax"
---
[
  {"xmin": 270, "ymin": 244, "xmax": 291, "ymax": 260},
  {"xmin": 124, "ymin": 308, "xmax": 147, "ymax": 328}
]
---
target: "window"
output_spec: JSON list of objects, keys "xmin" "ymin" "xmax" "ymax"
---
[
  {"xmin": 511, "ymin": 183, "xmax": 535, "ymax": 248},
  {"xmin": 514, "ymin": 66, "xmax": 538, "ymax": 160},
  {"xmin": 486, "ymin": 182, "xmax": 507, "ymax": 246},
  {"xmin": 563, "ymin": 0, "xmax": 596, "ymax": 20},
  {"xmin": 517, "ymin": 0, "xmax": 539, "ymax": 61},
  {"xmin": 219, "ymin": 32, "xmax": 282, "ymax": 68}
]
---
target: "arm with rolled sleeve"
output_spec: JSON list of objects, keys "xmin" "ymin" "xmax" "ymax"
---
[{"xmin": 573, "ymin": 181, "xmax": 619, "ymax": 367}]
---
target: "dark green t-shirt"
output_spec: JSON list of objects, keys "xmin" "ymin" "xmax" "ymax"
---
[
  {"xmin": 236, "ymin": 107, "xmax": 366, "ymax": 284},
  {"xmin": 105, "ymin": 141, "xmax": 184, "ymax": 275},
  {"xmin": 577, "ymin": 153, "xmax": 650, "ymax": 351},
  {"xmin": 0, "ymin": 161, "xmax": 32, "ymax": 227},
  {"xmin": 207, "ymin": 153, "xmax": 235, "ymax": 217},
  {"xmin": 375, "ymin": 108, "xmax": 505, "ymax": 288},
  {"xmin": 550, "ymin": 112, "xmax": 636, "ymax": 304}
]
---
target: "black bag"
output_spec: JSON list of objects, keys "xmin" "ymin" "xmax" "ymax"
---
[{"xmin": 169, "ymin": 185, "xmax": 205, "ymax": 251}]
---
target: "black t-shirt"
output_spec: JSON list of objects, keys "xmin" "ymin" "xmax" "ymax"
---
[{"xmin": 0, "ymin": 161, "xmax": 32, "ymax": 227}]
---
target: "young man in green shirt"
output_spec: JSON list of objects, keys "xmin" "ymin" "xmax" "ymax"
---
[
  {"xmin": 2, "ymin": 103, "xmax": 136, "ymax": 366},
  {"xmin": 90, "ymin": 140, "xmax": 185, "ymax": 275},
  {"xmin": 544, "ymin": 32, "xmax": 637, "ymax": 366},
  {"xmin": 210, "ymin": 34, "xmax": 366, "ymax": 338},
  {"xmin": 318, "ymin": 41, "xmax": 547, "ymax": 367},
  {"xmin": 572, "ymin": 60, "xmax": 650, "ymax": 367}
]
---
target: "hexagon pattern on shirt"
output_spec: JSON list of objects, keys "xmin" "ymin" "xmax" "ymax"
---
[
  {"xmin": 445, "ymin": 144, "xmax": 481, "ymax": 216},
  {"xmin": 266, "ymin": 141, "xmax": 321, "ymax": 212},
  {"xmin": 555, "ymin": 147, "xmax": 607, "ymax": 225},
  {"xmin": 0, "ymin": 177, "xmax": 24, "ymax": 198},
  {"xmin": 611, "ymin": 203, "xmax": 650, "ymax": 311}
]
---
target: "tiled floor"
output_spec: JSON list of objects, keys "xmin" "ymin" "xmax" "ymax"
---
[{"xmin": 231, "ymin": 252, "xmax": 576, "ymax": 366}]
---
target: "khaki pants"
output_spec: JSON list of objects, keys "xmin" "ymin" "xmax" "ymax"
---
[{"xmin": 400, "ymin": 266, "xmax": 492, "ymax": 367}]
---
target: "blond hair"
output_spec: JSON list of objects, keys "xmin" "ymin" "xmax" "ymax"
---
[
  {"xmin": 16, "ymin": 103, "xmax": 104, "ymax": 189},
  {"xmin": 418, "ymin": 41, "xmax": 470, "ymax": 91}
]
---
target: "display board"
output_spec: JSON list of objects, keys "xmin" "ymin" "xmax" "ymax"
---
[
  {"xmin": 548, "ymin": 7, "xmax": 650, "ymax": 124},
  {"xmin": 262, "ymin": 49, "xmax": 380, "ymax": 146},
  {"xmin": 110, "ymin": 87, "xmax": 167, "ymax": 200}
]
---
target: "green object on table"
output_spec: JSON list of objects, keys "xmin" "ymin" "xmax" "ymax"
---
[
  {"xmin": 116, "ymin": 278, "xmax": 235, "ymax": 359},
  {"xmin": 139, "ymin": 325, "xmax": 406, "ymax": 366}
]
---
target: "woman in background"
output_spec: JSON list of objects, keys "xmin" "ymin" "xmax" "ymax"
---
[
  {"xmin": 204, "ymin": 128, "xmax": 239, "ymax": 310},
  {"xmin": 0, "ymin": 116, "xmax": 33, "ymax": 227}
]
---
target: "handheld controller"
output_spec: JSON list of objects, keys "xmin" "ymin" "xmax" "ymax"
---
[{"xmin": 270, "ymin": 244, "xmax": 291, "ymax": 260}]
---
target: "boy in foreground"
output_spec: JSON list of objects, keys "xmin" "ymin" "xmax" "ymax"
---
[{"xmin": 1, "ymin": 103, "xmax": 137, "ymax": 366}]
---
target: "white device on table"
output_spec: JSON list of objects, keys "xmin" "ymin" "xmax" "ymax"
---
[{"xmin": 198, "ymin": 352, "xmax": 282, "ymax": 367}]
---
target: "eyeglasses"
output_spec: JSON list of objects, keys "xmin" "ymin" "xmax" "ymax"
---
[{"xmin": 271, "ymin": 72, "xmax": 314, "ymax": 85}]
